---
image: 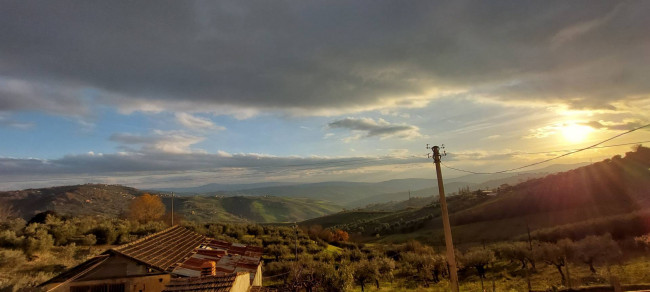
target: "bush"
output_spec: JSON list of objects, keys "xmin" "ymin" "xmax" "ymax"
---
[
  {"xmin": 90, "ymin": 226, "xmax": 117, "ymax": 245},
  {"xmin": 0, "ymin": 230, "xmax": 24, "ymax": 248},
  {"xmin": 0, "ymin": 249, "xmax": 27, "ymax": 267},
  {"xmin": 23, "ymin": 228, "xmax": 54, "ymax": 257}
]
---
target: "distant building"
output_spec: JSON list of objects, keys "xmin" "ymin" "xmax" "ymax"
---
[{"xmin": 40, "ymin": 225, "xmax": 264, "ymax": 292}]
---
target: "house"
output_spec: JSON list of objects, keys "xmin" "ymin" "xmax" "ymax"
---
[{"xmin": 39, "ymin": 225, "xmax": 264, "ymax": 292}]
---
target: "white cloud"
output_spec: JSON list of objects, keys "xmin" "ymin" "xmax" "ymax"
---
[
  {"xmin": 110, "ymin": 130, "xmax": 205, "ymax": 154},
  {"xmin": 175, "ymin": 112, "xmax": 223, "ymax": 130}
]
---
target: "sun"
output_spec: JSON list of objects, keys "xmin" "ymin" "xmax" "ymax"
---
[{"xmin": 561, "ymin": 123, "xmax": 593, "ymax": 143}]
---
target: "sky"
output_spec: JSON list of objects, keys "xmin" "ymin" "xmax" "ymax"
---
[{"xmin": 0, "ymin": 0, "xmax": 649, "ymax": 190}]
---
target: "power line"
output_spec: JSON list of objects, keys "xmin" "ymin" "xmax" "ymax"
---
[{"xmin": 441, "ymin": 123, "xmax": 650, "ymax": 175}]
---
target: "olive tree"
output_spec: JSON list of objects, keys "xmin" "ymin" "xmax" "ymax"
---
[{"xmin": 458, "ymin": 247, "xmax": 495, "ymax": 291}]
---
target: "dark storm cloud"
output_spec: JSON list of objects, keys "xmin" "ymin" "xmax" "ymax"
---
[{"xmin": 1, "ymin": 1, "xmax": 649, "ymax": 115}]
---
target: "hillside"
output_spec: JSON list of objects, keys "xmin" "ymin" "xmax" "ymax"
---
[
  {"xmin": 155, "ymin": 179, "xmax": 440, "ymax": 207},
  {"xmin": 166, "ymin": 195, "xmax": 342, "ymax": 223},
  {"xmin": 348, "ymin": 182, "xmax": 471, "ymax": 209},
  {"xmin": 0, "ymin": 184, "xmax": 143, "ymax": 219},
  {"xmin": 300, "ymin": 146, "xmax": 650, "ymax": 245},
  {"xmin": 0, "ymin": 184, "xmax": 342, "ymax": 223}
]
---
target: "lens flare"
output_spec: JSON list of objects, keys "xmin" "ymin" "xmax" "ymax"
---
[{"xmin": 561, "ymin": 123, "xmax": 593, "ymax": 143}]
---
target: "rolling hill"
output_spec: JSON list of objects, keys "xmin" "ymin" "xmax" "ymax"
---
[
  {"xmin": 0, "ymin": 184, "xmax": 144, "ymax": 219},
  {"xmin": 0, "ymin": 184, "xmax": 342, "ymax": 223},
  {"xmin": 165, "ymin": 195, "xmax": 342, "ymax": 223}
]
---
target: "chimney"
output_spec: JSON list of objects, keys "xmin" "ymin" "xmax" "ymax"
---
[{"xmin": 200, "ymin": 261, "xmax": 216, "ymax": 276}]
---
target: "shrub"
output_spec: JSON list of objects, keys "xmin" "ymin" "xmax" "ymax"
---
[
  {"xmin": 23, "ymin": 228, "xmax": 54, "ymax": 257},
  {"xmin": 0, "ymin": 249, "xmax": 27, "ymax": 267},
  {"xmin": 0, "ymin": 230, "xmax": 24, "ymax": 248}
]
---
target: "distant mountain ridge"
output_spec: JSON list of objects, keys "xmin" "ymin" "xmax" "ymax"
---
[{"xmin": 149, "ymin": 163, "xmax": 588, "ymax": 208}]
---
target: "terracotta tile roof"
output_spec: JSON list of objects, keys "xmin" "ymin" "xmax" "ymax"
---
[
  {"xmin": 204, "ymin": 239, "xmax": 264, "ymax": 258},
  {"xmin": 173, "ymin": 250, "xmax": 261, "ymax": 278},
  {"xmin": 162, "ymin": 274, "xmax": 237, "ymax": 292},
  {"xmin": 112, "ymin": 225, "xmax": 206, "ymax": 272}
]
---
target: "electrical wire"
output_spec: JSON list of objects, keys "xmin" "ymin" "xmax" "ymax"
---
[{"xmin": 441, "ymin": 123, "xmax": 650, "ymax": 175}]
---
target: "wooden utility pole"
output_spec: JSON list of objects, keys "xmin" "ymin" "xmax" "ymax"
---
[
  {"xmin": 171, "ymin": 192, "xmax": 174, "ymax": 226},
  {"xmin": 430, "ymin": 145, "xmax": 459, "ymax": 292}
]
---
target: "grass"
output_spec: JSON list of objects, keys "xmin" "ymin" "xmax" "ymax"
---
[
  {"xmin": 325, "ymin": 244, "xmax": 343, "ymax": 254},
  {"xmin": 343, "ymin": 255, "xmax": 650, "ymax": 292},
  {"xmin": 0, "ymin": 245, "xmax": 108, "ymax": 292}
]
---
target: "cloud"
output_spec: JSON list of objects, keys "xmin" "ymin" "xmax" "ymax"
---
[
  {"xmin": 1, "ymin": 1, "xmax": 649, "ymax": 117},
  {"xmin": 0, "ymin": 113, "xmax": 34, "ymax": 129},
  {"xmin": 175, "ymin": 112, "xmax": 223, "ymax": 130},
  {"xmin": 0, "ymin": 151, "xmax": 424, "ymax": 190},
  {"xmin": 328, "ymin": 117, "xmax": 422, "ymax": 140},
  {"xmin": 580, "ymin": 120, "xmax": 647, "ymax": 131},
  {"xmin": 110, "ymin": 130, "xmax": 205, "ymax": 153},
  {"xmin": 526, "ymin": 124, "xmax": 562, "ymax": 139}
]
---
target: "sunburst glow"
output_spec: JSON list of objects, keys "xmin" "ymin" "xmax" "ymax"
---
[{"xmin": 561, "ymin": 124, "xmax": 593, "ymax": 143}]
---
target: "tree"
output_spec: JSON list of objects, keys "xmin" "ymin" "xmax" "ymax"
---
[
  {"xmin": 128, "ymin": 194, "xmax": 165, "ymax": 223},
  {"xmin": 22, "ymin": 223, "xmax": 54, "ymax": 258},
  {"xmin": 322, "ymin": 262, "xmax": 353, "ymax": 292},
  {"xmin": 376, "ymin": 256, "xmax": 396, "ymax": 286},
  {"xmin": 333, "ymin": 229, "xmax": 349, "ymax": 242},
  {"xmin": 286, "ymin": 255, "xmax": 327, "ymax": 292},
  {"xmin": 574, "ymin": 234, "xmax": 621, "ymax": 273},
  {"xmin": 400, "ymin": 247, "xmax": 446, "ymax": 286},
  {"xmin": 537, "ymin": 239, "xmax": 574, "ymax": 285},
  {"xmin": 494, "ymin": 241, "xmax": 536, "ymax": 271},
  {"xmin": 267, "ymin": 244, "xmax": 291, "ymax": 261},
  {"xmin": 352, "ymin": 259, "xmax": 379, "ymax": 292},
  {"xmin": 458, "ymin": 247, "xmax": 495, "ymax": 291}
]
